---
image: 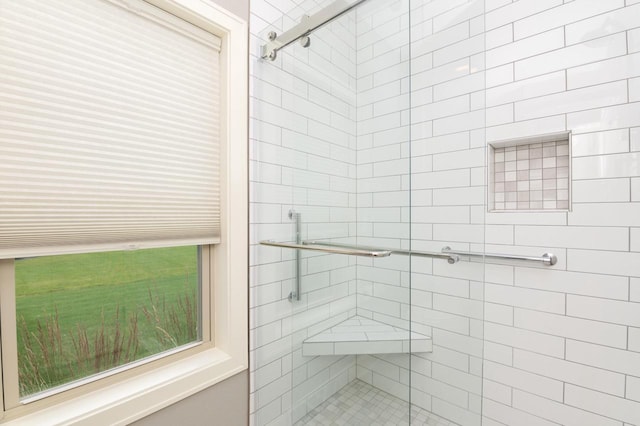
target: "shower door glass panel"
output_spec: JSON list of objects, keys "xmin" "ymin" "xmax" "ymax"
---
[
  {"xmin": 273, "ymin": 0, "xmax": 414, "ymax": 424},
  {"xmin": 409, "ymin": 1, "xmax": 486, "ymax": 425},
  {"xmin": 251, "ymin": 0, "xmax": 486, "ymax": 424}
]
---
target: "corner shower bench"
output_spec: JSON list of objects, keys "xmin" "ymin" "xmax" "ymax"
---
[{"xmin": 302, "ymin": 316, "xmax": 432, "ymax": 356}]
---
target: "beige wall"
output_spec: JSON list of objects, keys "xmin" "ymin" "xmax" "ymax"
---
[
  {"xmin": 134, "ymin": 0, "xmax": 249, "ymax": 424},
  {"xmin": 132, "ymin": 370, "xmax": 249, "ymax": 426},
  {"xmin": 211, "ymin": 0, "xmax": 248, "ymax": 20}
]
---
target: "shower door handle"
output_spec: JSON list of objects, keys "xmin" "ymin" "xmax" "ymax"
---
[{"xmin": 259, "ymin": 240, "xmax": 392, "ymax": 257}]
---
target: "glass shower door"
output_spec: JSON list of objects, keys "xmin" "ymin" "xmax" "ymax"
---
[
  {"xmin": 408, "ymin": 1, "xmax": 486, "ymax": 424},
  {"xmin": 252, "ymin": 0, "xmax": 486, "ymax": 425}
]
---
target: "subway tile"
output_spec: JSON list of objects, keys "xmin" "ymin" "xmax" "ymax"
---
[
  {"xmin": 568, "ymin": 52, "xmax": 640, "ymax": 90},
  {"xmin": 630, "ymin": 326, "xmax": 640, "ymax": 352},
  {"xmin": 566, "ymin": 2, "xmax": 640, "ymax": 45},
  {"xmin": 515, "ymin": 0, "xmax": 625, "ymax": 41},
  {"xmin": 572, "ymin": 129, "xmax": 630, "ymax": 157},
  {"xmin": 515, "ymin": 267, "xmax": 630, "ymax": 300},
  {"xmin": 486, "ymin": 104, "xmax": 514, "ymax": 127},
  {"xmin": 432, "ymin": 187, "xmax": 485, "ymax": 206},
  {"xmin": 433, "ymin": 224, "xmax": 484, "ymax": 243},
  {"xmin": 485, "ymin": 0, "xmax": 563, "ymax": 30},
  {"xmin": 628, "ymin": 376, "xmax": 640, "ymax": 403},
  {"xmin": 411, "ymin": 22, "xmax": 469, "ymax": 59},
  {"xmin": 432, "ymin": 328, "xmax": 483, "ymax": 358},
  {"xmin": 433, "ymin": 110, "xmax": 485, "ymax": 135},
  {"xmin": 512, "ymin": 390, "xmax": 624, "ymax": 426},
  {"xmin": 483, "ymin": 379, "xmax": 512, "ymax": 405},
  {"xmin": 566, "ymin": 339, "xmax": 640, "ymax": 376},
  {"xmin": 434, "ymin": 72, "xmax": 486, "ymax": 101},
  {"xmin": 567, "ymin": 249, "xmax": 640, "ymax": 277},
  {"xmin": 565, "ymin": 385, "xmax": 640, "ymax": 425},
  {"xmin": 432, "ymin": 363, "xmax": 482, "ymax": 394},
  {"xmin": 573, "ymin": 153, "xmax": 640, "ymax": 180},
  {"xmin": 484, "ymin": 303, "xmax": 514, "ymax": 326},
  {"xmin": 433, "ymin": 0, "xmax": 484, "ymax": 33},
  {"xmin": 485, "ymin": 283, "xmax": 565, "ymax": 314},
  {"xmin": 412, "ymin": 133, "xmax": 470, "ymax": 156},
  {"xmin": 433, "ymin": 147, "xmax": 485, "ymax": 171},
  {"xmin": 569, "ymin": 203, "xmax": 640, "ymax": 226},
  {"xmin": 486, "ymin": 28, "xmax": 565, "ymax": 69},
  {"xmin": 486, "ymin": 0, "xmax": 512, "ymax": 12},
  {"xmin": 412, "ymin": 58, "xmax": 470, "ymax": 91},
  {"xmin": 433, "ymin": 294, "xmax": 483, "ymax": 320},
  {"xmin": 483, "ymin": 361, "xmax": 564, "ymax": 401},
  {"xmin": 633, "ymin": 127, "xmax": 640, "ymax": 152},
  {"xmin": 631, "ymin": 77, "xmax": 640, "ymax": 102},
  {"xmin": 432, "ymin": 398, "xmax": 481, "ymax": 426},
  {"xmin": 633, "ymin": 178, "xmax": 640, "ymax": 202},
  {"xmin": 434, "ymin": 34, "xmax": 485, "ymax": 67},
  {"xmin": 487, "ymin": 115, "xmax": 566, "ymax": 143},
  {"xmin": 483, "ymin": 399, "xmax": 559, "ymax": 426},
  {"xmin": 484, "ymin": 322, "xmax": 565, "ymax": 358},
  {"xmin": 411, "ymin": 95, "xmax": 470, "ymax": 122},
  {"xmin": 485, "ymin": 264, "xmax": 514, "ymax": 285},
  {"xmin": 514, "ymin": 308, "xmax": 628, "ymax": 348},
  {"xmin": 515, "ymin": 80, "xmax": 628, "ymax": 121},
  {"xmin": 568, "ymin": 102, "xmax": 640, "ymax": 134},
  {"xmin": 486, "ymin": 71, "xmax": 566, "ymax": 107},
  {"xmin": 515, "ymin": 225, "xmax": 629, "ymax": 251},
  {"xmin": 515, "ymin": 33, "xmax": 628, "ymax": 80},
  {"xmin": 486, "ymin": 25, "xmax": 513, "ymax": 50},
  {"xmin": 632, "ymin": 277, "xmax": 640, "ymax": 302},
  {"xmin": 631, "ymin": 27, "xmax": 640, "ymax": 53},
  {"xmin": 486, "ymin": 63, "xmax": 514, "ymax": 88},
  {"xmin": 486, "ymin": 210, "xmax": 567, "ymax": 225},
  {"xmin": 514, "ymin": 349, "xmax": 626, "ymax": 396},
  {"xmin": 567, "ymin": 294, "xmax": 640, "ymax": 327}
]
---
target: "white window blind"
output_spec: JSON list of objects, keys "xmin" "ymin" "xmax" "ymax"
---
[{"xmin": 0, "ymin": 0, "xmax": 222, "ymax": 258}]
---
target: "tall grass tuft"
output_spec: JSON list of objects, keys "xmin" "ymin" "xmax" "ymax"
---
[{"xmin": 18, "ymin": 286, "xmax": 197, "ymax": 397}]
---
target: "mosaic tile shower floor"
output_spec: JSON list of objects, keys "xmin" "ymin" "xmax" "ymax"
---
[{"xmin": 295, "ymin": 380, "xmax": 453, "ymax": 426}]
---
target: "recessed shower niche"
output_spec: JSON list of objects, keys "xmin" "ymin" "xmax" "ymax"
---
[{"xmin": 489, "ymin": 132, "xmax": 572, "ymax": 212}]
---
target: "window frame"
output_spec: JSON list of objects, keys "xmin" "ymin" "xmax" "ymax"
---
[{"xmin": 0, "ymin": 0, "xmax": 248, "ymax": 423}]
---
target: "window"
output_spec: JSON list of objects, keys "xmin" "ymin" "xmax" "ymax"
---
[
  {"xmin": 0, "ymin": 0, "xmax": 247, "ymax": 423},
  {"xmin": 15, "ymin": 246, "xmax": 201, "ymax": 399}
]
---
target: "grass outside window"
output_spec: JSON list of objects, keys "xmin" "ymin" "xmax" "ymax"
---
[{"xmin": 15, "ymin": 246, "xmax": 201, "ymax": 398}]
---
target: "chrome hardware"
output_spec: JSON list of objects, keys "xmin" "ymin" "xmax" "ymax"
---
[
  {"xmin": 441, "ymin": 247, "xmax": 558, "ymax": 266},
  {"xmin": 304, "ymin": 241, "xmax": 459, "ymax": 263},
  {"xmin": 289, "ymin": 209, "xmax": 301, "ymax": 301},
  {"xmin": 260, "ymin": 240, "xmax": 392, "ymax": 257},
  {"xmin": 261, "ymin": 0, "xmax": 367, "ymax": 60}
]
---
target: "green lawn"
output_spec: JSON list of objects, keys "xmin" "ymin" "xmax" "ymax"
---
[{"xmin": 15, "ymin": 246, "xmax": 199, "ymax": 397}]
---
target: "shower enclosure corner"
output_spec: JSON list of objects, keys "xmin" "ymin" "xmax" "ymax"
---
[{"xmin": 250, "ymin": 0, "xmax": 489, "ymax": 425}]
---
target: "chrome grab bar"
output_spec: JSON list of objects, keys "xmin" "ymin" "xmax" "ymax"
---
[
  {"xmin": 304, "ymin": 241, "xmax": 460, "ymax": 264},
  {"xmin": 260, "ymin": 240, "xmax": 392, "ymax": 257},
  {"xmin": 260, "ymin": 241, "xmax": 557, "ymax": 267},
  {"xmin": 441, "ymin": 246, "xmax": 558, "ymax": 266}
]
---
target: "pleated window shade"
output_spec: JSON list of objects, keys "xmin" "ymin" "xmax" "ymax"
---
[{"xmin": 0, "ymin": 0, "xmax": 222, "ymax": 258}]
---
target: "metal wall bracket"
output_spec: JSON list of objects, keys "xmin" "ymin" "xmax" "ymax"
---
[{"xmin": 261, "ymin": 0, "xmax": 366, "ymax": 61}]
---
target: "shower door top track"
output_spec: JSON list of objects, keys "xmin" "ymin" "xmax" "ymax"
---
[{"xmin": 260, "ymin": 0, "xmax": 367, "ymax": 60}]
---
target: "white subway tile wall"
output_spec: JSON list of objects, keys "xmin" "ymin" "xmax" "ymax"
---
[
  {"xmin": 250, "ymin": 0, "xmax": 640, "ymax": 425},
  {"xmin": 482, "ymin": 1, "xmax": 640, "ymax": 426}
]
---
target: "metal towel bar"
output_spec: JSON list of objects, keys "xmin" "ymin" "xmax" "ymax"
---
[
  {"xmin": 441, "ymin": 246, "xmax": 558, "ymax": 266},
  {"xmin": 304, "ymin": 241, "xmax": 460, "ymax": 264},
  {"xmin": 260, "ymin": 240, "xmax": 392, "ymax": 257},
  {"xmin": 260, "ymin": 240, "xmax": 557, "ymax": 266}
]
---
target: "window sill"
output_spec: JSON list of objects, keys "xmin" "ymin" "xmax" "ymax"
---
[{"xmin": 1, "ymin": 348, "xmax": 246, "ymax": 426}]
